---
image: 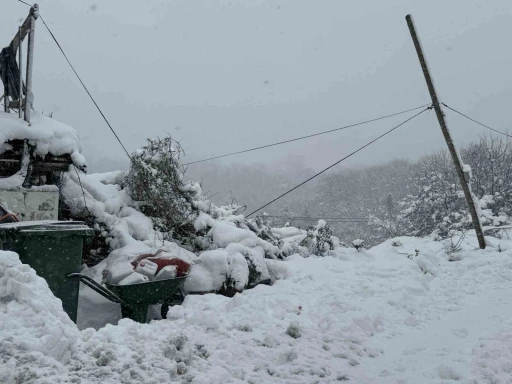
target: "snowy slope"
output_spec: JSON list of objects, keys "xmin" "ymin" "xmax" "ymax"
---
[{"xmin": 3, "ymin": 233, "xmax": 512, "ymax": 383}]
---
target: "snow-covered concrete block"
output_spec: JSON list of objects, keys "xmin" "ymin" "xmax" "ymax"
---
[{"xmin": 0, "ymin": 189, "xmax": 59, "ymax": 221}]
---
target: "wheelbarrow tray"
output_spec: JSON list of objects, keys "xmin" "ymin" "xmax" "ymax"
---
[
  {"xmin": 106, "ymin": 275, "xmax": 187, "ymax": 305},
  {"xmin": 69, "ymin": 273, "xmax": 187, "ymax": 323}
]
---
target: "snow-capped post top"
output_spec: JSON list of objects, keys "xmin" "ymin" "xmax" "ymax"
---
[
  {"xmin": 462, "ymin": 164, "xmax": 472, "ymax": 182},
  {"xmin": 31, "ymin": 4, "xmax": 40, "ymax": 20},
  {"xmin": 352, "ymin": 239, "xmax": 365, "ymax": 251}
]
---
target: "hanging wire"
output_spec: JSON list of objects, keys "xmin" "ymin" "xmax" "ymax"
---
[
  {"xmin": 183, "ymin": 104, "xmax": 431, "ymax": 165},
  {"xmin": 246, "ymin": 106, "xmax": 432, "ymax": 218},
  {"xmin": 17, "ymin": 0, "xmax": 132, "ymax": 159},
  {"xmin": 261, "ymin": 215, "xmax": 369, "ymax": 222},
  {"xmin": 73, "ymin": 165, "xmax": 91, "ymax": 216},
  {"xmin": 442, "ymin": 102, "xmax": 512, "ymax": 139}
]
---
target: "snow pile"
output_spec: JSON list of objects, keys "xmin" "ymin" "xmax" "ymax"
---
[
  {"xmin": 61, "ymin": 171, "xmax": 302, "ymax": 296},
  {"xmin": 60, "ymin": 170, "xmax": 157, "ymax": 254},
  {"xmin": 60, "ymin": 172, "xmax": 253, "ymax": 296},
  {"xmin": 0, "ymin": 251, "xmax": 79, "ymax": 384},
  {"xmin": 7, "ymin": 233, "xmax": 512, "ymax": 383},
  {"xmin": 184, "ymin": 248, "xmax": 250, "ymax": 293},
  {"xmin": 0, "ymin": 111, "xmax": 86, "ymax": 169}
]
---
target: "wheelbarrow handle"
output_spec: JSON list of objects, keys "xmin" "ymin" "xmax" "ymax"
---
[{"xmin": 68, "ymin": 273, "xmax": 125, "ymax": 304}]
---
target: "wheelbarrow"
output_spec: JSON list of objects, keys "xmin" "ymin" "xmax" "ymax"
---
[{"xmin": 68, "ymin": 273, "xmax": 187, "ymax": 323}]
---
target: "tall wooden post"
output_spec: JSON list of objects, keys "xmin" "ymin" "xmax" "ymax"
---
[
  {"xmin": 25, "ymin": 4, "xmax": 38, "ymax": 125},
  {"xmin": 405, "ymin": 14, "xmax": 486, "ymax": 249}
]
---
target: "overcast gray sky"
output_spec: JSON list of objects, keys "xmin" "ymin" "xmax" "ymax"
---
[{"xmin": 2, "ymin": 0, "xmax": 511, "ymax": 173}]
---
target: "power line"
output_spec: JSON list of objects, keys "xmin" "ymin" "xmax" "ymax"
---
[
  {"xmin": 16, "ymin": 0, "xmax": 427, "ymax": 167},
  {"xmin": 17, "ymin": 0, "xmax": 132, "ymax": 159},
  {"xmin": 183, "ymin": 104, "xmax": 431, "ymax": 166},
  {"xmin": 246, "ymin": 106, "xmax": 431, "ymax": 218},
  {"xmin": 262, "ymin": 215, "xmax": 368, "ymax": 219},
  {"xmin": 261, "ymin": 215, "xmax": 369, "ymax": 222},
  {"xmin": 442, "ymin": 102, "xmax": 512, "ymax": 139}
]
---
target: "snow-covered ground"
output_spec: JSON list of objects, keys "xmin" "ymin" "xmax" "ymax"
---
[{"xmin": 3, "ymin": 233, "xmax": 512, "ymax": 383}]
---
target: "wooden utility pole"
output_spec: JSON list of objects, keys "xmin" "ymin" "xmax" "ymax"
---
[{"xmin": 405, "ymin": 14, "xmax": 486, "ymax": 249}]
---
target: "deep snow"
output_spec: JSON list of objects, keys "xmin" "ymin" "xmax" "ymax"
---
[{"xmin": 2, "ymin": 233, "xmax": 512, "ymax": 383}]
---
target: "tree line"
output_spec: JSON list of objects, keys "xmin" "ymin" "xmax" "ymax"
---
[{"xmin": 192, "ymin": 134, "xmax": 512, "ymax": 245}]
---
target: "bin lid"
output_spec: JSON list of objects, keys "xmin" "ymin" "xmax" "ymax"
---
[{"xmin": 0, "ymin": 220, "xmax": 94, "ymax": 237}]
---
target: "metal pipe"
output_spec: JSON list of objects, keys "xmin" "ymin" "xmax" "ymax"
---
[
  {"xmin": 67, "ymin": 273, "xmax": 125, "ymax": 304},
  {"xmin": 18, "ymin": 26, "xmax": 23, "ymax": 119}
]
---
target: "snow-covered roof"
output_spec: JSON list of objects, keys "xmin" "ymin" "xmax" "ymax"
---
[{"xmin": 0, "ymin": 111, "xmax": 86, "ymax": 169}]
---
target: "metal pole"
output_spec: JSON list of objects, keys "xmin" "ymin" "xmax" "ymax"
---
[
  {"xmin": 18, "ymin": 26, "xmax": 23, "ymax": 119},
  {"xmin": 3, "ymin": 77, "xmax": 9, "ymax": 112},
  {"xmin": 25, "ymin": 5, "xmax": 38, "ymax": 125},
  {"xmin": 405, "ymin": 14, "xmax": 486, "ymax": 249},
  {"xmin": 20, "ymin": 139, "xmax": 30, "ymax": 178}
]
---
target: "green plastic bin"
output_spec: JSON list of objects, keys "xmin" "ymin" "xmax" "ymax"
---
[{"xmin": 0, "ymin": 221, "xmax": 93, "ymax": 323}]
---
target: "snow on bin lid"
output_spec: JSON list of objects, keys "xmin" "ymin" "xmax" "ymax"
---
[
  {"xmin": 0, "ymin": 111, "xmax": 86, "ymax": 169},
  {"xmin": 0, "ymin": 220, "xmax": 62, "ymax": 228},
  {"xmin": 0, "ymin": 220, "xmax": 93, "ymax": 234}
]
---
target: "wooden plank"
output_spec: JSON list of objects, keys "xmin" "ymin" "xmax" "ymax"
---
[
  {"xmin": 32, "ymin": 162, "xmax": 70, "ymax": 172},
  {"xmin": 0, "ymin": 159, "xmax": 70, "ymax": 176},
  {"xmin": 0, "ymin": 159, "xmax": 20, "ymax": 163},
  {"xmin": 9, "ymin": 4, "xmax": 39, "ymax": 52},
  {"xmin": 10, "ymin": 16, "xmax": 32, "ymax": 52}
]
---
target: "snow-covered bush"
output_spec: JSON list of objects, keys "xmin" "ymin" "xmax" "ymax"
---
[
  {"xmin": 461, "ymin": 135, "xmax": 512, "ymax": 207},
  {"xmin": 59, "ymin": 168, "xmax": 286, "ymax": 294},
  {"xmin": 266, "ymin": 220, "xmax": 341, "ymax": 257},
  {"xmin": 397, "ymin": 152, "xmax": 470, "ymax": 238},
  {"xmin": 57, "ymin": 132, "xmax": 351, "ymax": 295},
  {"xmin": 396, "ymin": 137, "xmax": 512, "ymax": 240},
  {"xmin": 126, "ymin": 136, "xmax": 202, "ymax": 243},
  {"xmin": 298, "ymin": 220, "xmax": 338, "ymax": 255},
  {"xmin": 352, "ymin": 239, "xmax": 364, "ymax": 251}
]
